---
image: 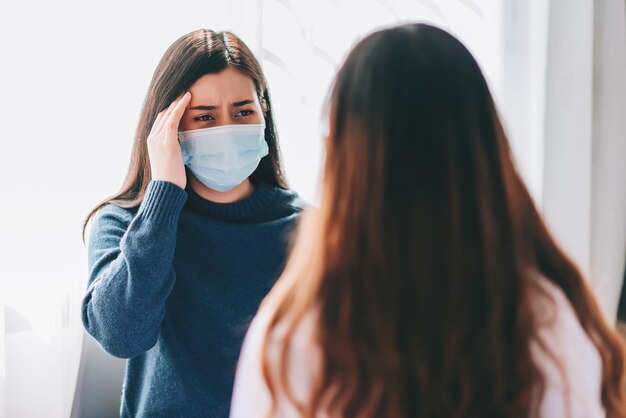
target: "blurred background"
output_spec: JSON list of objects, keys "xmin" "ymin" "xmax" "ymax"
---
[{"xmin": 0, "ymin": 0, "xmax": 624, "ymax": 416}]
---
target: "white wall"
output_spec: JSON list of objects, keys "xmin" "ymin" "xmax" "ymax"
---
[
  {"xmin": 502, "ymin": 0, "xmax": 549, "ymax": 204},
  {"xmin": 589, "ymin": 0, "xmax": 626, "ymax": 320},
  {"xmin": 543, "ymin": 0, "xmax": 595, "ymax": 275},
  {"xmin": 542, "ymin": 0, "xmax": 626, "ymax": 320}
]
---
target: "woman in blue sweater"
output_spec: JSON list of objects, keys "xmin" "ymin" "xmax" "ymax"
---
[{"xmin": 81, "ymin": 29, "xmax": 304, "ymax": 417}]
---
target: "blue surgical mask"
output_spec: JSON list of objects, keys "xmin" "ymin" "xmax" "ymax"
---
[{"xmin": 178, "ymin": 123, "xmax": 269, "ymax": 192}]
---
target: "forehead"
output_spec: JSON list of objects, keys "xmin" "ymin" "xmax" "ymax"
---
[{"xmin": 189, "ymin": 67, "xmax": 258, "ymax": 102}]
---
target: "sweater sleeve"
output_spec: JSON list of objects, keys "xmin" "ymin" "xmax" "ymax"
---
[{"xmin": 81, "ymin": 180, "xmax": 188, "ymax": 358}]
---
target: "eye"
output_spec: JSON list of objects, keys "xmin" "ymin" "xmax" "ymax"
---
[
  {"xmin": 193, "ymin": 114, "xmax": 214, "ymax": 122},
  {"xmin": 236, "ymin": 109, "xmax": 254, "ymax": 117}
]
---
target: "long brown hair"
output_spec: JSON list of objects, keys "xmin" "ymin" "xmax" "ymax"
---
[
  {"xmin": 260, "ymin": 23, "xmax": 626, "ymax": 417},
  {"xmin": 84, "ymin": 29, "xmax": 287, "ymax": 234}
]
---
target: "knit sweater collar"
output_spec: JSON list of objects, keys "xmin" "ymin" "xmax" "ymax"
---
[{"xmin": 184, "ymin": 182, "xmax": 281, "ymax": 222}]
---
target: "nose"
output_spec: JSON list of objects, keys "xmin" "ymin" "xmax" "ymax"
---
[{"xmin": 217, "ymin": 113, "xmax": 236, "ymax": 127}]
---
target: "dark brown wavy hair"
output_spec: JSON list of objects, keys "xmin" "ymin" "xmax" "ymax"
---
[
  {"xmin": 260, "ymin": 23, "xmax": 626, "ymax": 418},
  {"xmin": 83, "ymin": 29, "xmax": 287, "ymax": 235}
]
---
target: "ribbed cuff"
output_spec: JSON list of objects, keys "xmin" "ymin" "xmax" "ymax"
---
[{"xmin": 137, "ymin": 181, "xmax": 188, "ymax": 226}]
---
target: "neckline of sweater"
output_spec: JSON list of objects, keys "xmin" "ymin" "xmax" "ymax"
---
[{"xmin": 184, "ymin": 181, "xmax": 282, "ymax": 222}]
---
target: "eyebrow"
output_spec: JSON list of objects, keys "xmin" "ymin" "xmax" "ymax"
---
[{"xmin": 190, "ymin": 99, "xmax": 254, "ymax": 111}]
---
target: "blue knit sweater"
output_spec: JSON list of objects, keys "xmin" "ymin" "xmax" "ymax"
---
[{"xmin": 82, "ymin": 180, "xmax": 304, "ymax": 417}]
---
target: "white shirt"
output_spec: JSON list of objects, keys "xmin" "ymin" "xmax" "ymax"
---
[{"xmin": 230, "ymin": 278, "xmax": 605, "ymax": 418}]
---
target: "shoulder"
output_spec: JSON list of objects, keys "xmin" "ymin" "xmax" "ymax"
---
[
  {"xmin": 238, "ymin": 304, "xmax": 318, "ymax": 377},
  {"xmin": 86, "ymin": 203, "xmax": 137, "ymax": 248},
  {"xmin": 531, "ymin": 278, "xmax": 598, "ymax": 359},
  {"xmin": 531, "ymin": 278, "xmax": 604, "ymax": 418},
  {"xmin": 89, "ymin": 203, "xmax": 136, "ymax": 233},
  {"xmin": 271, "ymin": 186, "xmax": 308, "ymax": 217}
]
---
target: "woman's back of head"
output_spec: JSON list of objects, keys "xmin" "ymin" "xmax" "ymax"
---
[{"xmin": 262, "ymin": 23, "xmax": 626, "ymax": 418}]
